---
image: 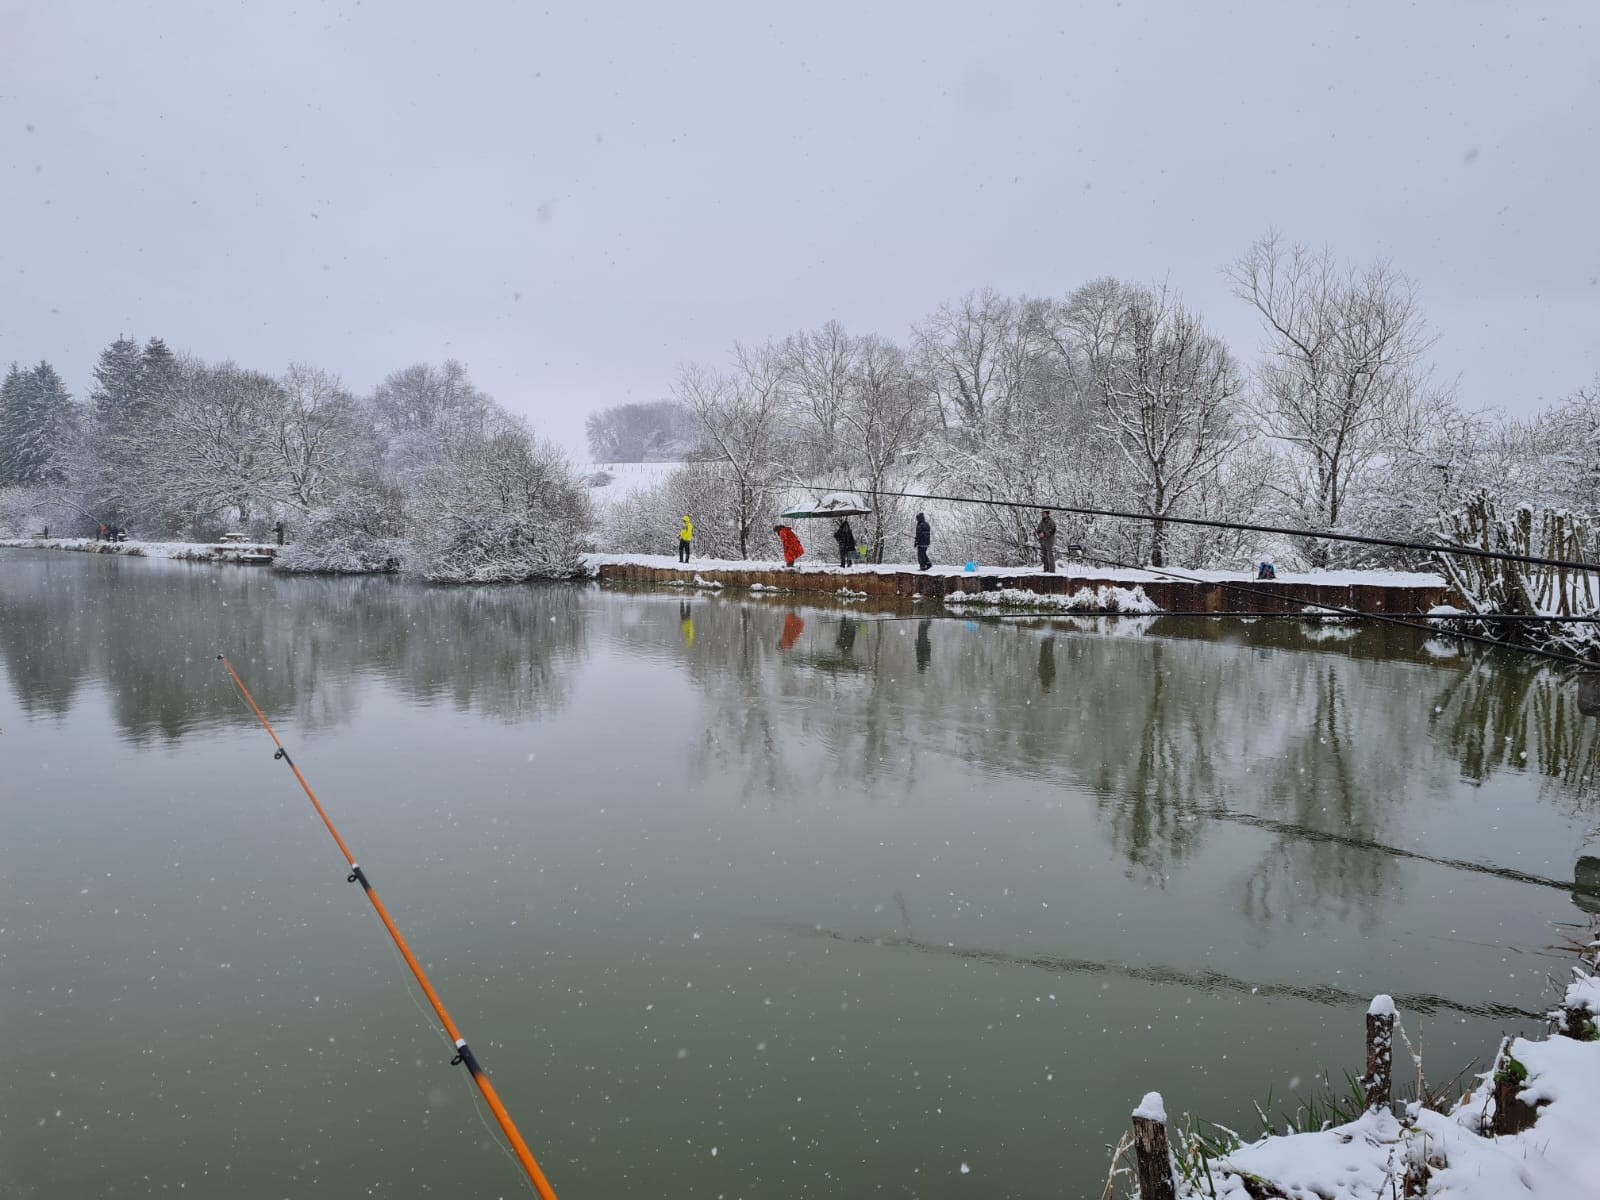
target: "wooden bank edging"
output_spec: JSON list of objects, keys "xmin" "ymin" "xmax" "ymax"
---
[{"xmin": 595, "ymin": 562, "xmax": 1452, "ymax": 616}]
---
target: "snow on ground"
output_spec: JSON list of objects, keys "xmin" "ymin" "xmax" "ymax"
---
[
  {"xmin": 1161, "ymin": 964, "xmax": 1600, "ymax": 1199},
  {"xmin": 577, "ymin": 462, "xmax": 682, "ymax": 511},
  {"xmin": 583, "ymin": 552, "xmax": 1444, "ymax": 590},
  {"xmin": 0, "ymin": 537, "xmax": 276, "ymax": 559},
  {"xmin": 945, "ymin": 584, "xmax": 1159, "ymax": 613},
  {"xmin": 1192, "ymin": 1034, "xmax": 1600, "ymax": 1199}
]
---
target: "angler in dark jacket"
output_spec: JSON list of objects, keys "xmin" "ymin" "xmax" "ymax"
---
[
  {"xmin": 833, "ymin": 519, "xmax": 856, "ymax": 568},
  {"xmin": 914, "ymin": 513, "xmax": 932, "ymax": 571},
  {"xmin": 1035, "ymin": 509, "xmax": 1057, "ymax": 573}
]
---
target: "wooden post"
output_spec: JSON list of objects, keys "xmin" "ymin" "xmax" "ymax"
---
[
  {"xmin": 1490, "ymin": 1038, "xmax": 1538, "ymax": 1135},
  {"xmin": 1131, "ymin": 1092, "xmax": 1176, "ymax": 1200},
  {"xmin": 1562, "ymin": 1003, "xmax": 1593, "ymax": 1040},
  {"xmin": 1363, "ymin": 995, "xmax": 1395, "ymax": 1111}
]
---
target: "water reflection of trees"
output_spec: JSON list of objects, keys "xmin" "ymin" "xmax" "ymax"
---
[
  {"xmin": 0, "ymin": 553, "xmax": 589, "ymax": 741},
  {"xmin": 1428, "ymin": 661, "xmax": 1600, "ymax": 792},
  {"xmin": 620, "ymin": 593, "xmax": 1598, "ymax": 924},
  {"xmin": 7, "ymin": 558, "xmax": 1595, "ymax": 923}
]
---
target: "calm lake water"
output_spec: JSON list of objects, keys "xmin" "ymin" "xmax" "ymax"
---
[{"xmin": 2, "ymin": 549, "xmax": 1595, "ymax": 1198}]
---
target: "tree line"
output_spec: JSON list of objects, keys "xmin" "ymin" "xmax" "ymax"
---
[
  {"xmin": 4, "ymin": 230, "xmax": 1596, "ymax": 582},
  {"xmin": 0, "ymin": 342, "xmax": 589, "ymax": 581},
  {"xmin": 600, "ymin": 232, "xmax": 1600, "ymax": 574}
]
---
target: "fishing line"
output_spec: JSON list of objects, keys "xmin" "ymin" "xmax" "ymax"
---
[
  {"xmin": 217, "ymin": 655, "xmax": 559, "ymax": 1200},
  {"xmin": 749, "ymin": 558, "xmax": 1599, "ymax": 666},
  {"xmin": 375, "ymin": 930, "xmax": 533, "ymax": 1185},
  {"xmin": 1065, "ymin": 547, "xmax": 1600, "ymax": 669},
  {"xmin": 783, "ymin": 481, "xmax": 1600, "ymax": 575},
  {"xmin": 744, "ymin": 481, "xmax": 1600, "ymax": 664}
]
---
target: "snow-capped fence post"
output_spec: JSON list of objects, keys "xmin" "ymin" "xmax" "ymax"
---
[
  {"xmin": 1130, "ymin": 1092, "xmax": 1176, "ymax": 1200},
  {"xmin": 1560, "ymin": 950, "xmax": 1600, "ymax": 1040},
  {"xmin": 1490, "ymin": 1037, "xmax": 1539, "ymax": 1135},
  {"xmin": 1362, "ymin": 994, "xmax": 1395, "ymax": 1111}
]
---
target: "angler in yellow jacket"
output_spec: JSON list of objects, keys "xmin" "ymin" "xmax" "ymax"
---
[{"xmin": 678, "ymin": 515, "xmax": 693, "ymax": 563}]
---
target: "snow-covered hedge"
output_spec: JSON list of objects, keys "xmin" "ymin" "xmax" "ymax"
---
[
  {"xmin": 274, "ymin": 498, "xmax": 405, "ymax": 574},
  {"xmin": 411, "ymin": 511, "xmax": 586, "ymax": 583},
  {"xmin": 406, "ymin": 427, "xmax": 590, "ymax": 583}
]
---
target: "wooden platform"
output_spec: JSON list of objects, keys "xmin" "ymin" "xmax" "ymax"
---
[{"xmin": 595, "ymin": 561, "xmax": 1453, "ymax": 615}]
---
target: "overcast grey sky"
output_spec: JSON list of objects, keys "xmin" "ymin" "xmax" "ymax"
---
[{"xmin": 4, "ymin": 1, "xmax": 1596, "ymax": 457}]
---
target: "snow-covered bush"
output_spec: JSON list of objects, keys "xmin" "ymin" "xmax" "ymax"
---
[
  {"xmin": 275, "ymin": 491, "xmax": 406, "ymax": 574},
  {"xmin": 405, "ymin": 426, "xmax": 590, "ymax": 583}
]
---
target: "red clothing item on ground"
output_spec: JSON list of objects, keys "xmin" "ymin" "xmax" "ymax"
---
[{"xmin": 776, "ymin": 525, "xmax": 804, "ymax": 566}]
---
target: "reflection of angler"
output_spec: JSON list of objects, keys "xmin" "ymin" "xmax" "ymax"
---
[
  {"xmin": 836, "ymin": 617, "xmax": 857, "ymax": 655},
  {"xmin": 779, "ymin": 611, "xmax": 804, "ymax": 652},
  {"xmin": 679, "ymin": 602, "xmax": 694, "ymax": 649},
  {"xmin": 216, "ymin": 656, "xmax": 560, "ymax": 1200}
]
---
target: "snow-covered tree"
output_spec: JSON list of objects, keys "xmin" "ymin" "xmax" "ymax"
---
[
  {"xmin": 676, "ymin": 345, "xmax": 794, "ymax": 558},
  {"xmin": 89, "ymin": 337, "xmax": 145, "ymax": 429},
  {"xmin": 1066, "ymin": 280, "xmax": 1247, "ymax": 566},
  {"xmin": 913, "ymin": 289, "xmax": 1052, "ymax": 435},
  {"xmin": 274, "ymin": 363, "xmax": 364, "ymax": 512},
  {"xmin": 275, "ymin": 485, "xmax": 406, "ymax": 573},
  {"xmin": 122, "ymin": 358, "xmax": 285, "ymax": 532},
  {"xmin": 84, "ymin": 335, "xmax": 181, "ymax": 529},
  {"xmin": 603, "ymin": 460, "xmax": 745, "ymax": 559},
  {"xmin": 783, "ymin": 320, "xmax": 858, "ymax": 471},
  {"xmin": 406, "ymin": 422, "xmax": 591, "ymax": 582},
  {"xmin": 584, "ymin": 399, "xmax": 695, "ymax": 462},
  {"xmin": 836, "ymin": 335, "xmax": 935, "ymax": 560},
  {"xmin": 0, "ymin": 361, "xmax": 79, "ymax": 486},
  {"xmin": 1228, "ymin": 233, "xmax": 1442, "ymax": 564},
  {"xmin": 370, "ymin": 360, "xmax": 491, "ymax": 439}
]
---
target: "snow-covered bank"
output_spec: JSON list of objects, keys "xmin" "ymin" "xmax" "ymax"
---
[
  {"xmin": 0, "ymin": 536, "xmax": 276, "ymax": 562},
  {"xmin": 582, "ymin": 552, "xmax": 1445, "ymax": 590},
  {"xmin": 1131, "ymin": 956, "xmax": 1600, "ymax": 1199},
  {"xmin": 945, "ymin": 584, "xmax": 1159, "ymax": 613}
]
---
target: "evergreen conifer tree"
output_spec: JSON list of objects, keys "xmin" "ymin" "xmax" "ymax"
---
[
  {"xmin": 0, "ymin": 361, "xmax": 77, "ymax": 484},
  {"xmin": 141, "ymin": 337, "xmax": 178, "ymax": 405},
  {"xmin": 0, "ymin": 363, "xmax": 27, "ymax": 485},
  {"xmin": 90, "ymin": 336, "xmax": 143, "ymax": 428}
]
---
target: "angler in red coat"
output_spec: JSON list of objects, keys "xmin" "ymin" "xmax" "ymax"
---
[{"xmin": 773, "ymin": 524, "xmax": 804, "ymax": 568}]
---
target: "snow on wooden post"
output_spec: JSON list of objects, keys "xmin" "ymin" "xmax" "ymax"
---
[
  {"xmin": 1560, "ymin": 965, "xmax": 1599, "ymax": 1041},
  {"xmin": 1362, "ymin": 994, "xmax": 1395, "ymax": 1111},
  {"xmin": 1130, "ymin": 1092, "xmax": 1176, "ymax": 1200},
  {"xmin": 1490, "ymin": 1037, "xmax": 1539, "ymax": 1136}
]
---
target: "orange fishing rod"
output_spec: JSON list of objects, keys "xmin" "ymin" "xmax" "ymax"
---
[{"xmin": 218, "ymin": 655, "xmax": 559, "ymax": 1200}]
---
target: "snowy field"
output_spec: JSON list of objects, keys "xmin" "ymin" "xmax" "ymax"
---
[{"xmin": 576, "ymin": 461, "xmax": 682, "ymax": 511}]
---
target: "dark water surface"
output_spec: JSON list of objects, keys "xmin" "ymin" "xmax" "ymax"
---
[{"xmin": 2, "ymin": 550, "xmax": 1594, "ymax": 1198}]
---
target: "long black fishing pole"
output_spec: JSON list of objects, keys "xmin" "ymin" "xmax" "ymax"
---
[{"xmin": 787, "ymin": 482, "xmax": 1600, "ymax": 576}]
